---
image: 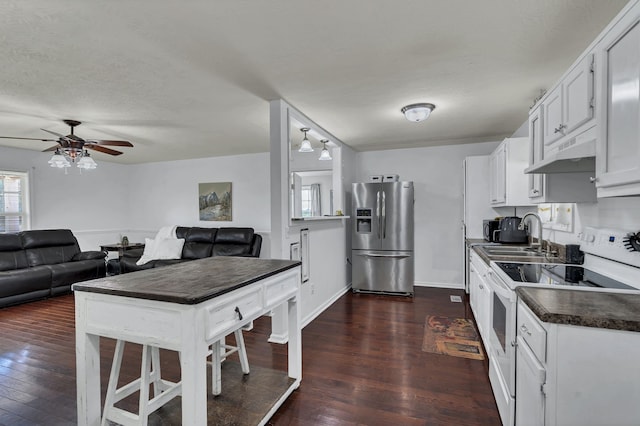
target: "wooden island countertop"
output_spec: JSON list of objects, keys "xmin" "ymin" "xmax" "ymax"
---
[{"xmin": 73, "ymin": 256, "xmax": 300, "ymax": 304}]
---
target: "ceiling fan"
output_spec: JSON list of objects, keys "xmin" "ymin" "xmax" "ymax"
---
[{"xmin": 0, "ymin": 119, "xmax": 134, "ymax": 157}]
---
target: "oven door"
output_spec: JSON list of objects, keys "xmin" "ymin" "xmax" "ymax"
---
[{"xmin": 486, "ymin": 269, "xmax": 517, "ymax": 425}]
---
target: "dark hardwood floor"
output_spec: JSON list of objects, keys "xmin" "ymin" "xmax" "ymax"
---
[{"xmin": 0, "ymin": 287, "xmax": 500, "ymax": 425}]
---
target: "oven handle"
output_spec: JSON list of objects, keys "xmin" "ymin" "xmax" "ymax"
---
[{"xmin": 487, "ymin": 269, "xmax": 514, "ymax": 299}]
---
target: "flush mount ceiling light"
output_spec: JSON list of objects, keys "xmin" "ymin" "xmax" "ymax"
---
[
  {"xmin": 319, "ymin": 140, "xmax": 332, "ymax": 161},
  {"xmin": 298, "ymin": 127, "xmax": 314, "ymax": 152},
  {"xmin": 401, "ymin": 103, "xmax": 436, "ymax": 122}
]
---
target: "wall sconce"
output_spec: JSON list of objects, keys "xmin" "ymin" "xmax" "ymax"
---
[
  {"xmin": 319, "ymin": 140, "xmax": 332, "ymax": 161},
  {"xmin": 401, "ymin": 103, "xmax": 436, "ymax": 122},
  {"xmin": 298, "ymin": 127, "xmax": 314, "ymax": 152}
]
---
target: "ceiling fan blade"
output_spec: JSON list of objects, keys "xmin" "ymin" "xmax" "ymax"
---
[
  {"xmin": 85, "ymin": 144, "xmax": 123, "ymax": 156},
  {"xmin": 0, "ymin": 136, "xmax": 58, "ymax": 141},
  {"xmin": 42, "ymin": 145, "xmax": 61, "ymax": 152},
  {"xmin": 85, "ymin": 139, "xmax": 134, "ymax": 147},
  {"xmin": 40, "ymin": 128, "xmax": 67, "ymax": 139}
]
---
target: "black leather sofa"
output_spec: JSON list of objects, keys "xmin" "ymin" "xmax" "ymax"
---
[
  {"xmin": 0, "ymin": 229, "xmax": 106, "ymax": 308},
  {"xmin": 120, "ymin": 227, "xmax": 262, "ymax": 274}
]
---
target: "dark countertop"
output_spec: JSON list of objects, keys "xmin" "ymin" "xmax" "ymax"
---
[
  {"xmin": 516, "ymin": 287, "xmax": 640, "ymax": 332},
  {"xmin": 73, "ymin": 257, "xmax": 301, "ymax": 305}
]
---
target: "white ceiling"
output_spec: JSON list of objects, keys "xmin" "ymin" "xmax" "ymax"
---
[{"xmin": 0, "ymin": 0, "xmax": 629, "ymax": 164}]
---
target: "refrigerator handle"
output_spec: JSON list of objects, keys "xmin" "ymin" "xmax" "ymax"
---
[
  {"xmin": 376, "ymin": 191, "xmax": 381, "ymax": 239},
  {"xmin": 382, "ymin": 190, "xmax": 386, "ymax": 239}
]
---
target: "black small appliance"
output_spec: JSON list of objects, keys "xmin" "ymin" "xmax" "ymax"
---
[
  {"xmin": 483, "ymin": 220, "xmax": 500, "ymax": 242},
  {"xmin": 495, "ymin": 216, "xmax": 528, "ymax": 244}
]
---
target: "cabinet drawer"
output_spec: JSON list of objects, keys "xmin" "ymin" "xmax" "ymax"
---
[
  {"xmin": 517, "ymin": 301, "xmax": 547, "ymax": 362},
  {"xmin": 206, "ymin": 286, "xmax": 263, "ymax": 341},
  {"xmin": 264, "ymin": 271, "xmax": 299, "ymax": 308}
]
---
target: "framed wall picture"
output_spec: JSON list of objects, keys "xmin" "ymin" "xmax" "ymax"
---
[{"xmin": 199, "ymin": 182, "xmax": 232, "ymax": 221}]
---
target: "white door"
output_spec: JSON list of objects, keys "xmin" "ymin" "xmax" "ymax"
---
[{"xmin": 515, "ymin": 336, "xmax": 546, "ymax": 426}]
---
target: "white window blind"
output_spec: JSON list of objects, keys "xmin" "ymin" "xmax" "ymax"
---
[{"xmin": 0, "ymin": 171, "xmax": 30, "ymax": 233}]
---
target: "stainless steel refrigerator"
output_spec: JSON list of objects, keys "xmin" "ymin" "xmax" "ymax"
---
[{"xmin": 351, "ymin": 181, "xmax": 414, "ymax": 296}]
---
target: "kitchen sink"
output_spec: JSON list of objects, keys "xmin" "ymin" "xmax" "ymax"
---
[
  {"xmin": 480, "ymin": 245, "xmax": 558, "ymax": 259},
  {"xmin": 485, "ymin": 251, "xmax": 546, "ymax": 257},
  {"xmin": 482, "ymin": 246, "xmax": 540, "ymax": 254}
]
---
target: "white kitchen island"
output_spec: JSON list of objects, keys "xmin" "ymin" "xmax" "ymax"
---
[{"xmin": 73, "ymin": 256, "xmax": 301, "ymax": 426}]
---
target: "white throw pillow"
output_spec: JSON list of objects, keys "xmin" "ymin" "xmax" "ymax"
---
[{"xmin": 136, "ymin": 237, "xmax": 185, "ymax": 266}]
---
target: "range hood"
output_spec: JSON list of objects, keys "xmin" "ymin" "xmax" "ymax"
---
[{"xmin": 525, "ymin": 127, "xmax": 596, "ymax": 174}]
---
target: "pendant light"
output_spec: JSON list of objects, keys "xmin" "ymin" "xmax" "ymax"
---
[
  {"xmin": 76, "ymin": 151, "xmax": 97, "ymax": 170},
  {"xmin": 319, "ymin": 140, "xmax": 332, "ymax": 161},
  {"xmin": 48, "ymin": 149, "xmax": 71, "ymax": 169},
  {"xmin": 401, "ymin": 103, "xmax": 436, "ymax": 122},
  {"xmin": 298, "ymin": 127, "xmax": 314, "ymax": 152}
]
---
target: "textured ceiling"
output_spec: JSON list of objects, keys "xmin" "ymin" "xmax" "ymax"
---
[{"xmin": 0, "ymin": 0, "xmax": 629, "ymax": 164}]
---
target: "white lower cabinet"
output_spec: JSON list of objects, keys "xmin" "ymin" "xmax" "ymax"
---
[
  {"xmin": 515, "ymin": 336, "xmax": 545, "ymax": 426},
  {"xmin": 469, "ymin": 251, "xmax": 491, "ymax": 344},
  {"xmin": 516, "ymin": 300, "xmax": 640, "ymax": 426}
]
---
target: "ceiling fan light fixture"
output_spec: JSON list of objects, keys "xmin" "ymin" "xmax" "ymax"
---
[
  {"xmin": 401, "ymin": 103, "xmax": 436, "ymax": 122},
  {"xmin": 298, "ymin": 127, "xmax": 314, "ymax": 152},
  {"xmin": 319, "ymin": 140, "xmax": 332, "ymax": 161},
  {"xmin": 48, "ymin": 150, "xmax": 71, "ymax": 168}
]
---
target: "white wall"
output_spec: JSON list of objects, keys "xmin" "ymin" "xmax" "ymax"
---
[
  {"xmin": 355, "ymin": 140, "xmax": 500, "ymax": 288},
  {"xmin": 270, "ymin": 99, "xmax": 353, "ymax": 329},
  {"xmin": 126, "ymin": 152, "xmax": 272, "ymax": 257},
  {"xmin": 0, "ymin": 145, "xmax": 131, "ymax": 250},
  {"xmin": 0, "ymin": 146, "xmax": 273, "ymax": 255},
  {"xmin": 544, "ymin": 198, "xmax": 640, "ymax": 245}
]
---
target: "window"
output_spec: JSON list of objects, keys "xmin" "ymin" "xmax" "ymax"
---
[
  {"xmin": 0, "ymin": 171, "xmax": 30, "ymax": 233},
  {"xmin": 300, "ymin": 185, "xmax": 312, "ymax": 217}
]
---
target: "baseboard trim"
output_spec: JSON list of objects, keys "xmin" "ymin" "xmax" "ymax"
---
[
  {"xmin": 414, "ymin": 281, "xmax": 464, "ymax": 290},
  {"xmin": 302, "ymin": 285, "xmax": 351, "ymax": 329},
  {"xmin": 268, "ymin": 285, "xmax": 350, "ymax": 343}
]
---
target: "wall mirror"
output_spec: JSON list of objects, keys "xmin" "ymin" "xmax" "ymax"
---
[{"xmin": 289, "ymin": 116, "xmax": 343, "ymax": 220}]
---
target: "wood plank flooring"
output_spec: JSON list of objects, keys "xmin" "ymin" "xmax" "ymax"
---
[{"xmin": 0, "ymin": 287, "xmax": 500, "ymax": 425}]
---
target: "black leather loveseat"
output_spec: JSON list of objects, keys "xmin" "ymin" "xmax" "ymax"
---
[
  {"xmin": 119, "ymin": 227, "xmax": 262, "ymax": 274},
  {"xmin": 0, "ymin": 229, "xmax": 106, "ymax": 308}
]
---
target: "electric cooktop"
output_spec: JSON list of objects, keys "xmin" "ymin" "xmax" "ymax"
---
[{"xmin": 495, "ymin": 262, "xmax": 637, "ymax": 291}]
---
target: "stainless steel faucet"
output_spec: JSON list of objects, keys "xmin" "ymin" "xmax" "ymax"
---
[{"xmin": 518, "ymin": 212, "xmax": 543, "ymax": 253}]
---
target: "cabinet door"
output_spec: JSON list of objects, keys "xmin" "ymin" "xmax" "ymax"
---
[
  {"xmin": 597, "ymin": 14, "xmax": 640, "ymax": 195},
  {"xmin": 490, "ymin": 144, "xmax": 506, "ymax": 205},
  {"xmin": 528, "ymin": 107, "xmax": 545, "ymax": 199},
  {"xmin": 489, "ymin": 150, "xmax": 498, "ymax": 203},
  {"xmin": 478, "ymin": 272, "xmax": 491, "ymax": 343},
  {"xmin": 563, "ymin": 54, "xmax": 594, "ymax": 133},
  {"xmin": 515, "ymin": 336, "xmax": 546, "ymax": 426},
  {"xmin": 469, "ymin": 263, "xmax": 480, "ymax": 317},
  {"xmin": 543, "ymin": 86, "xmax": 563, "ymax": 146}
]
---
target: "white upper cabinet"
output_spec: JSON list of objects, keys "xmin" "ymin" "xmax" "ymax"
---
[
  {"xmin": 543, "ymin": 54, "xmax": 595, "ymax": 155},
  {"xmin": 490, "ymin": 137, "xmax": 533, "ymax": 207},
  {"xmin": 528, "ymin": 106, "xmax": 545, "ymax": 198},
  {"xmin": 543, "ymin": 86, "xmax": 564, "ymax": 147},
  {"xmin": 563, "ymin": 54, "xmax": 595, "ymax": 134},
  {"xmin": 596, "ymin": 1, "xmax": 640, "ymax": 197},
  {"xmin": 528, "ymin": 105, "xmax": 597, "ymax": 203}
]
